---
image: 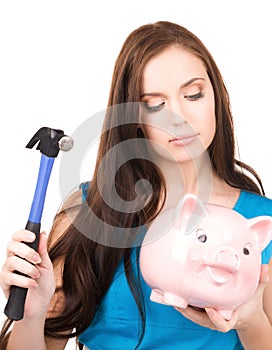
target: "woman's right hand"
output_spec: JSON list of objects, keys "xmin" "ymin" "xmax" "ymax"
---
[{"xmin": 0, "ymin": 230, "xmax": 55, "ymax": 320}]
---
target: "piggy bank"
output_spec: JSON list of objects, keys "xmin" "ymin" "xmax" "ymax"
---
[{"xmin": 140, "ymin": 194, "xmax": 272, "ymax": 320}]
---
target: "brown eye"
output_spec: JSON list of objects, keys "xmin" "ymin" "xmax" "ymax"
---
[{"xmin": 196, "ymin": 228, "xmax": 207, "ymax": 243}]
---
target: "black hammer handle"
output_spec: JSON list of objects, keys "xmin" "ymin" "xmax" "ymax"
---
[{"xmin": 4, "ymin": 221, "xmax": 40, "ymax": 321}]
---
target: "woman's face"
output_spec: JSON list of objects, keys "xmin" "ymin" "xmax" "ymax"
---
[{"xmin": 140, "ymin": 45, "xmax": 216, "ymax": 163}]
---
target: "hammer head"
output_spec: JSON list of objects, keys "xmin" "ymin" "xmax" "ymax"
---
[{"xmin": 26, "ymin": 127, "xmax": 73, "ymax": 157}]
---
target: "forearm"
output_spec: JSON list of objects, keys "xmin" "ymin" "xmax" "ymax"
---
[
  {"xmin": 7, "ymin": 317, "xmax": 47, "ymax": 350},
  {"xmin": 237, "ymin": 311, "xmax": 272, "ymax": 350}
]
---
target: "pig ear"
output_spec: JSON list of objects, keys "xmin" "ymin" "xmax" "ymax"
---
[
  {"xmin": 246, "ymin": 216, "xmax": 272, "ymax": 250},
  {"xmin": 174, "ymin": 194, "xmax": 207, "ymax": 233}
]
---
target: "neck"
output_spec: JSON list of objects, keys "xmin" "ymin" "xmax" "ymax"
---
[
  {"xmin": 156, "ymin": 155, "xmax": 240, "ymax": 211},
  {"xmin": 157, "ymin": 154, "xmax": 213, "ymax": 210}
]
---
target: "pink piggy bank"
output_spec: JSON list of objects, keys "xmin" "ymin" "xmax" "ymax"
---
[{"xmin": 140, "ymin": 194, "xmax": 272, "ymax": 320}]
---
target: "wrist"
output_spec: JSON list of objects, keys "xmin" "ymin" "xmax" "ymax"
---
[
  {"xmin": 21, "ymin": 307, "xmax": 48, "ymax": 325},
  {"xmin": 15, "ymin": 314, "xmax": 46, "ymax": 329},
  {"xmin": 236, "ymin": 311, "xmax": 272, "ymax": 350},
  {"xmin": 8, "ymin": 317, "xmax": 47, "ymax": 350},
  {"xmin": 236, "ymin": 309, "xmax": 268, "ymax": 332}
]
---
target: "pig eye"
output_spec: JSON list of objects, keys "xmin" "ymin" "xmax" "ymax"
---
[
  {"xmin": 196, "ymin": 229, "xmax": 207, "ymax": 243},
  {"xmin": 243, "ymin": 248, "xmax": 250, "ymax": 255},
  {"xmin": 243, "ymin": 243, "xmax": 251, "ymax": 255}
]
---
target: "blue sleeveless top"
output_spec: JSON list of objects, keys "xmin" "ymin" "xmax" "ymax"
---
[{"xmin": 78, "ymin": 188, "xmax": 272, "ymax": 350}]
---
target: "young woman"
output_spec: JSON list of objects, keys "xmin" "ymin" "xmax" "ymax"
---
[{"xmin": 0, "ymin": 21, "xmax": 271, "ymax": 350}]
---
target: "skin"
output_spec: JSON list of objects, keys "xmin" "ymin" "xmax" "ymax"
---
[
  {"xmin": 1, "ymin": 45, "xmax": 271, "ymax": 349},
  {"xmin": 140, "ymin": 46, "xmax": 216, "ymax": 165}
]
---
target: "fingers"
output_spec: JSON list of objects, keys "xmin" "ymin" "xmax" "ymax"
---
[
  {"xmin": 174, "ymin": 306, "xmax": 217, "ymax": 330},
  {"xmin": 1, "ymin": 267, "xmax": 39, "ymax": 293},
  {"xmin": 0, "ymin": 230, "xmax": 47, "ymax": 297},
  {"xmin": 37, "ymin": 231, "xmax": 52, "ymax": 269},
  {"xmin": 7, "ymin": 240, "xmax": 41, "ymax": 264},
  {"xmin": 205, "ymin": 307, "xmax": 239, "ymax": 333},
  {"xmin": 37, "ymin": 231, "xmax": 49, "ymax": 260},
  {"xmin": 11, "ymin": 229, "xmax": 37, "ymax": 244},
  {"xmin": 5, "ymin": 255, "xmax": 40, "ymax": 279},
  {"xmin": 0, "ymin": 259, "xmax": 39, "ymax": 299},
  {"xmin": 7, "ymin": 229, "xmax": 51, "ymax": 271},
  {"xmin": 8, "ymin": 229, "xmax": 40, "ymax": 261},
  {"xmin": 175, "ymin": 304, "xmax": 239, "ymax": 332},
  {"xmin": 260, "ymin": 264, "xmax": 270, "ymax": 284}
]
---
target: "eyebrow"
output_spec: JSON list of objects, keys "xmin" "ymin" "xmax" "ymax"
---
[{"xmin": 140, "ymin": 77, "xmax": 205, "ymax": 98}]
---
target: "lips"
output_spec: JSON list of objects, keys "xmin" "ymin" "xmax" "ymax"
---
[{"xmin": 169, "ymin": 134, "xmax": 199, "ymax": 146}]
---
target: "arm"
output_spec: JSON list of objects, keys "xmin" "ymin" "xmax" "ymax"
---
[
  {"xmin": 2, "ymin": 190, "xmax": 83, "ymax": 350},
  {"xmin": 236, "ymin": 259, "xmax": 272, "ymax": 350},
  {"xmin": 8, "ymin": 317, "xmax": 69, "ymax": 350},
  {"xmin": 7, "ymin": 252, "xmax": 70, "ymax": 350},
  {"xmin": 5, "ymin": 231, "xmax": 63, "ymax": 350}
]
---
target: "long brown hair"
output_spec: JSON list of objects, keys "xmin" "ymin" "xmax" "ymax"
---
[{"xmin": 0, "ymin": 21, "xmax": 264, "ymax": 349}]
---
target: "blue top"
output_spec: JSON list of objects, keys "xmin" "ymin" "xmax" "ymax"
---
[{"xmin": 78, "ymin": 189, "xmax": 272, "ymax": 350}]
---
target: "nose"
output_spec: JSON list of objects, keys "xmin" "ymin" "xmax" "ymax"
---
[
  {"xmin": 172, "ymin": 111, "xmax": 184, "ymax": 126},
  {"xmin": 215, "ymin": 247, "xmax": 240, "ymax": 270},
  {"xmin": 168, "ymin": 101, "xmax": 186, "ymax": 126},
  {"xmin": 168, "ymin": 95, "xmax": 187, "ymax": 125}
]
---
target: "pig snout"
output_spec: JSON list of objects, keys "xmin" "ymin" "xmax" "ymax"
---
[
  {"xmin": 206, "ymin": 247, "xmax": 240, "ymax": 284},
  {"xmin": 214, "ymin": 246, "xmax": 240, "ymax": 270}
]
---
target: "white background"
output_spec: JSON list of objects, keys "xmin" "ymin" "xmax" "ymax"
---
[{"xmin": 0, "ymin": 1, "xmax": 271, "ymax": 348}]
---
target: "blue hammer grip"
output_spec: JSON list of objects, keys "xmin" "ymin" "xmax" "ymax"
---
[{"xmin": 4, "ymin": 155, "xmax": 55, "ymax": 321}]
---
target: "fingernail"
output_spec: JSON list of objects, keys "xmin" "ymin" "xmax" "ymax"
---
[{"xmin": 26, "ymin": 232, "xmax": 35, "ymax": 240}]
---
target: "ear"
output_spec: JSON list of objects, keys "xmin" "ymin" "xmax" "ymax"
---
[
  {"xmin": 174, "ymin": 194, "xmax": 207, "ymax": 232},
  {"xmin": 247, "ymin": 216, "xmax": 272, "ymax": 251}
]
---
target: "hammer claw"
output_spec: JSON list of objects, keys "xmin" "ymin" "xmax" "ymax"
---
[
  {"xmin": 25, "ymin": 134, "xmax": 41, "ymax": 150},
  {"xmin": 26, "ymin": 127, "xmax": 73, "ymax": 156}
]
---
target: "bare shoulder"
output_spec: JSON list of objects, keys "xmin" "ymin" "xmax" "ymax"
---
[
  {"xmin": 60, "ymin": 188, "xmax": 83, "ymax": 210},
  {"xmin": 48, "ymin": 188, "xmax": 83, "ymax": 248}
]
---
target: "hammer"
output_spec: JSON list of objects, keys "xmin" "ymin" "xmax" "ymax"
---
[{"xmin": 4, "ymin": 127, "xmax": 73, "ymax": 321}]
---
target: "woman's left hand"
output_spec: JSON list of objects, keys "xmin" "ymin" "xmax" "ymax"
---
[{"xmin": 175, "ymin": 264, "xmax": 270, "ymax": 332}]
